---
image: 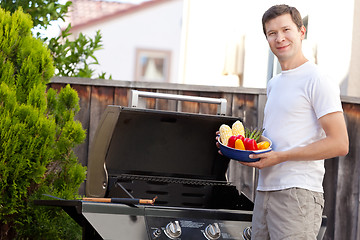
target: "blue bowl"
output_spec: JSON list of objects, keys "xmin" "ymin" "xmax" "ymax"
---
[{"xmin": 218, "ymin": 136, "xmax": 272, "ymax": 162}]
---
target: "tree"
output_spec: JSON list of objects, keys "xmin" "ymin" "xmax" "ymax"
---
[
  {"xmin": 0, "ymin": 7, "xmax": 86, "ymax": 239},
  {"xmin": 48, "ymin": 25, "xmax": 107, "ymax": 78},
  {"xmin": 0, "ymin": 0, "xmax": 111, "ymax": 79}
]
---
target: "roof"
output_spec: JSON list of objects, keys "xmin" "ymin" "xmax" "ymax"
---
[
  {"xmin": 66, "ymin": 0, "xmax": 171, "ymax": 31},
  {"xmin": 66, "ymin": 0, "xmax": 135, "ymax": 27}
]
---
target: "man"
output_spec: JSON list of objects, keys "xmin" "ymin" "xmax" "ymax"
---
[{"xmin": 240, "ymin": 5, "xmax": 348, "ymax": 239}]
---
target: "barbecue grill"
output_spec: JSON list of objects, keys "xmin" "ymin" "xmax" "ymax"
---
[{"xmin": 35, "ymin": 91, "xmax": 327, "ymax": 239}]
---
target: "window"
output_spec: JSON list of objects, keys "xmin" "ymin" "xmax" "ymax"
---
[{"xmin": 134, "ymin": 49, "xmax": 171, "ymax": 82}]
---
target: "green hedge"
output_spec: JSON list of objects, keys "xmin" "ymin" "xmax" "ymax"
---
[{"xmin": 0, "ymin": 7, "xmax": 86, "ymax": 239}]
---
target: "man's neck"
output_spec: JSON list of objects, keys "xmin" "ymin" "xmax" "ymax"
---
[{"xmin": 280, "ymin": 55, "xmax": 308, "ymax": 71}]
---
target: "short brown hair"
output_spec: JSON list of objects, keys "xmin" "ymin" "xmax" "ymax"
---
[{"xmin": 262, "ymin": 4, "xmax": 303, "ymax": 35}]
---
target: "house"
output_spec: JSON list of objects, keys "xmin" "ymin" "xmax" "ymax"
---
[
  {"xmin": 65, "ymin": 0, "xmax": 360, "ymax": 97},
  {"xmin": 66, "ymin": 0, "xmax": 183, "ymax": 83}
]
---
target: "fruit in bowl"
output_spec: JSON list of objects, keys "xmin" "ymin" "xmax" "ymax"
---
[
  {"xmin": 218, "ymin": 121, "xmax": 272, "ymax": 162},
  {"xmin": 218, "ymin": 135, "xmax": 272, "ymax": 162}
]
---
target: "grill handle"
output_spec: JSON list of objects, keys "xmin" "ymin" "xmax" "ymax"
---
[
  {"xmin": 129, "ymin": 90, "xmax": 227, "ymax": 115},
  {"xmin": 82, "ymin": 196, "xmax": 157, "ymax": 205}
]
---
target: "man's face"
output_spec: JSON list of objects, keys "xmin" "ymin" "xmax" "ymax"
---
[{"xmin": 264, "ymin": 14, "xmax": 305, "ymax": 64}]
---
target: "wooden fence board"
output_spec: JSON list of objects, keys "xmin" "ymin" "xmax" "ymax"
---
[
  {"xmin": 215, "ymin": 92, "xmax": 233, "ymax": 116},
  {"xmin": 138, "ymin": 88, "xmax": 157, "ymax": 109},
  {"xmin": 88, "ymin": 86, "xmax": 115, "ymax": 149},
  {"xmin": 178, "ymin": 90, "xmax": 200, "ymax": 113},
  {"xmin": 114, "ymin": 87, "xmax": 129, "ymax": 107},
  {"xmin": 70, "ymin": 84, "xmax": 91, "ymax": 195},
  {"xmin": 323, "ymin": 158, "xmax": 339, "ymax": 240},
  {"xmin": 47, "ymin": 82, "xmax": 65, "ymax": 92},
  {"xmin": 156, "ymin": 89, "xmax": 179, "ymax": 111},
  {"xmin": 199, "ymin": 92, "xmax": 224, "ymax": 115},
  {"xmin": 71, "ymin": 84, "xmax": 91, "ymax": 166},
  {"xmin": 334, "ymin": 103, "xmax": 360, "ymax": 240}
]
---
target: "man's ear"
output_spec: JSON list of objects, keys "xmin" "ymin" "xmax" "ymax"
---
[{"xmin": 300, "ymin": 25, "xmax": 306, "ymax": 40}]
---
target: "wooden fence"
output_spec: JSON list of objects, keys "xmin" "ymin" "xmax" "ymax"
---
[{"xmin": 49, "ymin": 76, "xmax": 360, "ymax": 240}]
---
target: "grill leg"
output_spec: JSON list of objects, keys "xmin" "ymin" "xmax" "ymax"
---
[{"xmin": 82, "ymin": 220, "xmax": 103, "ymax": 240}]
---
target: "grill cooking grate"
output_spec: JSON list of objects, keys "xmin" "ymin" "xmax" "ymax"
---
[
  {"xmin": 117, "ymin": 174, "xmax": 231, "ymax": 186},
  {"xmin": 107, "ymin": 174, "xmax": 246, "ymax": 209}
]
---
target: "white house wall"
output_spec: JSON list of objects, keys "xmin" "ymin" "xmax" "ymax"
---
[
  {"xmin": 179, "ymin": 0, "xmax": 261, "ymax": 87},
  {"xmin": 70, "ymin": 0, "xmax": 183, "ymax": 82},
  {"xmin": 180, "ymin": 0, "xmax": 356, "ymax": 94},
  {"xmin": 307, "ymin": 0, "xmax": 354, "ymax": 91},
  {"xmin": 348, "ymin": 0, "xmax": 360, "ymax": 97}
]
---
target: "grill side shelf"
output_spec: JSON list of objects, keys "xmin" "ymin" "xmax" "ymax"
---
[{"xmin": 33, "ymin": 200, "xmax": 84, "ymax": 226}]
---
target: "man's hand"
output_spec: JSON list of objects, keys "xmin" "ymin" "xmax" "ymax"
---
[
  {"xmin": 215, "ymin": 131, "xmax": 223, "ymax": 155},
  {"xmin": 240, "ymin": 150, "xmax": 283, "ymax": 169}
]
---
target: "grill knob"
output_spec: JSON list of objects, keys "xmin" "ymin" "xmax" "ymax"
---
[
  {"xmin": 152, "ymin": 228, "xmax": 162, "ymax": 238},
  {"xmin": 242, "ymin": 226, "xmax": 252, "ymax": 240},
  {"xmin": 205, "ymin": 223, "xmax": 221, "ymax": 239},
  {"xmin": 165, "ymin": 221, "xmax": 181, "ymax": 239}
]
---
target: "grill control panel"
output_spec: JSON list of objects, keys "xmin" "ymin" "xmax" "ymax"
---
[{"xmin": 146, "ymin": 216, "xmax": 252, "ymax": 240}]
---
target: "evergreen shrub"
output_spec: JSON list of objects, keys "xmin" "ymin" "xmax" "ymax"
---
[{"xmin": 0, "ymin": 7, "xmax": 86, "ymax": 239}]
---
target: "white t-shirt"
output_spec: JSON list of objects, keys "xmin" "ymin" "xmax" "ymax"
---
[{"xmin": 257, "ymin": 61, "xmax": 343, "ymax": 193}]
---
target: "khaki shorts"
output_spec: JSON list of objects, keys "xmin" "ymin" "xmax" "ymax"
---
[{"xmin": 251, "ymin": 188, "xmax": 324, "ymax": 240}]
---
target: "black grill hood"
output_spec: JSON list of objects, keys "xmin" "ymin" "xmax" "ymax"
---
[{"xmin": 86, "ymin": 106, "xmax": 240, "ymax": 197}]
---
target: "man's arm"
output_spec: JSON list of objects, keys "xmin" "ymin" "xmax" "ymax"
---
[{"xmin": 242, "ymin": 111, "xmax": 349, "ymax": 169}]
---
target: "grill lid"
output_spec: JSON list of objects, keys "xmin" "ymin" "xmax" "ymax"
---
[{"xmin": 86, "ymin": 105, "xmax": 240, "ymax": 197}]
